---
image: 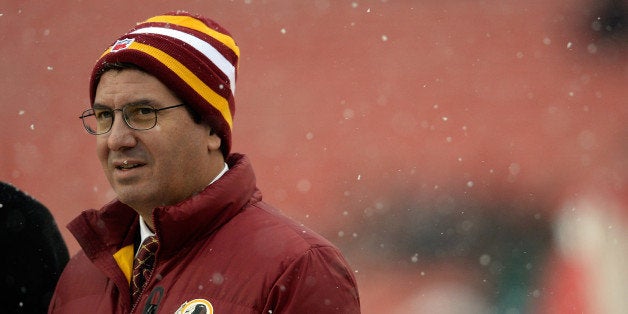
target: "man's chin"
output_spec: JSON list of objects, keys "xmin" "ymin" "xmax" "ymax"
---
[{"xmin": 114, "ymin": 187, "xmax": 152, "ymax": 209}]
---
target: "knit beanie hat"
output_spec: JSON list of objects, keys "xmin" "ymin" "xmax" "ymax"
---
[{"xmin": 90, "ymin": 11, "xmax": 240, "ymax": 157}]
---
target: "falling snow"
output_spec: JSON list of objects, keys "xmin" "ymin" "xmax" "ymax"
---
[{"xmin": 3, "ymin": 2, "xmax": 626, "ymax": 313}]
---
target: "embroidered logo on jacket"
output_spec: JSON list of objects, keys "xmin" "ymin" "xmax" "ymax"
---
[{"xmin": 175, "ymin": 299, "xmax": 214, "ymax": 314}]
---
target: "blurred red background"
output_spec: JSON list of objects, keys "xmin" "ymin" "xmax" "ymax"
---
[{"xmin": 1, "ymin": 1, "xmax": 626, "ymax": 313}]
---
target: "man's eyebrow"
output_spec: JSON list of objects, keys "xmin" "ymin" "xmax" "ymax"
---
[
  {"xmin": 92, "ymin": 103, "xmax": 111, "ymax": 110},
  {"xmin": 92, "ymin": 99, "xmax": 153, "ymax": 109}
]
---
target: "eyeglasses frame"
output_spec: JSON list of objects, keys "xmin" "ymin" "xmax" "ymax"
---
[{"xmin": 79, "ymin": 103, "xmax": 186, "ymax": 135}]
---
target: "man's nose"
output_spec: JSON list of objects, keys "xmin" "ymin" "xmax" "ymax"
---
[{"xmin": 107, "ymin": 112, "xmax": 137, "ymax": 151}]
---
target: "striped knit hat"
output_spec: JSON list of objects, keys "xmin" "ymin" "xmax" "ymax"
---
[{"xmin": 90, "ymin": 12, "xmax": 240, "ymax": 157}]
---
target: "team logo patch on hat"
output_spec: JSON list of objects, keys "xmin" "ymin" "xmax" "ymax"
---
[
  {"xmin": 111, "ymin": 38, "xmax": 135, "ymax": 52},
  {"xmin": 175, "ymin": 299, "xmax": 214, "ymax": 314}
]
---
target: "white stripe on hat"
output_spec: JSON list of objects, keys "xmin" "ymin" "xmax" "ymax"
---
[{"xmin": 131, "ymin": 26, "xmax": 236, "ymax": 94}]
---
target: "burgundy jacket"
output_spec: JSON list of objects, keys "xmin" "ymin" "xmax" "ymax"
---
[{"xmin": 49, "ymin": 154, "xmax": 360, "ymax": 313}]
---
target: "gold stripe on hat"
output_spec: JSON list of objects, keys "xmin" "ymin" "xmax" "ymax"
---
[
  {"xmin": 144, "ymin": 15, "xmax": 240, "ymax": 58},
  {"xmin": 109, "ymin": 41, "xmax": 233, "ymax": 129}
]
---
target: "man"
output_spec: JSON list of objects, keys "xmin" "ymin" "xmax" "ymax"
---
[{"xmin": 49, "ymin": 12, "xmax": 360, "ymax": 313}]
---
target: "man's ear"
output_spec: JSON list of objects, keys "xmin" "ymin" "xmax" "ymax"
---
[{"xmin": 207, "ymin": 130, "xmax": 222, "ymax": 152}]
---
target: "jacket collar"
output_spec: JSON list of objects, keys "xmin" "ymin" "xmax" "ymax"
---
[{"xmin": 153, "ymin": 153, "xmax": 259, "ymax": 258}]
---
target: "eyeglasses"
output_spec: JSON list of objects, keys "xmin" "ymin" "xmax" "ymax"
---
[{"xmin": 79, "ymin": 103, "xmax": 186, "ymax": 135}]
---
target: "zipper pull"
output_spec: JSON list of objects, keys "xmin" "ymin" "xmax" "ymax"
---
[{"xmin": 142, "ymin": 286, "xmax": 164, "ymax": 314}]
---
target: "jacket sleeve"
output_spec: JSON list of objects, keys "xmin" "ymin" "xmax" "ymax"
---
[{"xmin": 264, "ymin": 245, "xmax": 361, "ymax": 313}]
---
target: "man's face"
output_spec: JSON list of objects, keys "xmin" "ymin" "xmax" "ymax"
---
[{"xmin": 94, "ymin": 69, "xmax": 217, "ymax": 215}]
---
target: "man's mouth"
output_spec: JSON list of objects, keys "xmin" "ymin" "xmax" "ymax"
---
[{"xmin": 115, "ymin": 160, "xmax": 144, "ymax": 170}]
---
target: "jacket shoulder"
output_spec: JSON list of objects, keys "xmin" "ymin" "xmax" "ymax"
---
[
  {"xmin": 49, "ymin": 251, "xmax": 118, "ymax": 313},
  {"xmin": 233, "ymin": 201, "xmax": 338, "ymax": 255}
]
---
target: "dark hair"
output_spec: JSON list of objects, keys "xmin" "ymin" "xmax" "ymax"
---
[{"xmin": 92, "ymin": 62, "xmax": 143, "ymax": 89}]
